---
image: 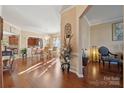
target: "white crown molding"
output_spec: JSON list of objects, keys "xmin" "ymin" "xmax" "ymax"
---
[
  {"xmin": 83, "ymin": 16, "xmax": 123, "ymax": 27},
  {"xmin": 60, "ymin": 5, "xmax": 75, "ymax": 14},
  {"xmin": 83, "ymin": 15, "xmax": 91, "ymax": 26},
  {"xmin": 91, "ymin": 17, "xmax": 123, "ymax": 26},
  {"xmin": 3, "ymin": 20, "xmax": 21, "ymax": 30},
  {"xmin": 21, "ymin": 27, "xmax": 45, "ymax": 35}
]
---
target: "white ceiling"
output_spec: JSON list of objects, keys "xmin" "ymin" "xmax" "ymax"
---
[
  {"xmin": 2, "ymin": 5, "xmax": 70, "ymax": 34},
  {"xmin": 3, "ymin": 5, "xmax": 122, "ymax": 33},
  {"xmin": 85, "ymin": 5, "xmax": 123, "ymax": 26}
]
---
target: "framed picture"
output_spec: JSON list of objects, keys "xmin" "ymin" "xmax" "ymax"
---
[{"xmin": 112, "ymin": 22, "xmax": 123, "ymax": 41}]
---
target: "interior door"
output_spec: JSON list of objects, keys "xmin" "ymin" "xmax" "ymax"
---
[{"xmin": 0, "ymin": 16, "xmax": 3, "ymax": 87}]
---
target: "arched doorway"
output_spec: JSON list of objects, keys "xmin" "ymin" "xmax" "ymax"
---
[{"xmin": 77, "ymin": 6, "xmax": 91, "ymax": 77}]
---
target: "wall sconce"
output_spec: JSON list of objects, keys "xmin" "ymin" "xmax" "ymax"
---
[{"xmin": 90, "ymin": 46, "xmax": 99, "ymax": 62}]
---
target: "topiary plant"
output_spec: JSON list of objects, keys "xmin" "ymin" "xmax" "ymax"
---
[{"xmin": 21, "ymin": 48, "xmax": 27, "ymax": 58}]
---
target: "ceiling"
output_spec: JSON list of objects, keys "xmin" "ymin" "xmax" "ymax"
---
[
  {"xmin": 2, "ymin": 5, "xmax": 122, "ymax": 34},
  {"xmin": 85, "ymin": 5, "xmax": 123, "ymax": 26},
  {"xmin": 2, "ymin": 5, "xmax": 70, "ymax": 34}
]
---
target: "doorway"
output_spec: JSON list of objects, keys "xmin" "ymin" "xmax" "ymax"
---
[{"xmin": 79, "ymin": 5, "xmax": 123, "ymax": 87}]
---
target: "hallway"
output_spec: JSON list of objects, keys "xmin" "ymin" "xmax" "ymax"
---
[{"xmin": 3, "ymin": 57, "xmax": 123, "ymax": 88}]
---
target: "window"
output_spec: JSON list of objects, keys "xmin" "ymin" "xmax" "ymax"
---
[{"xmin": 53, "ymin": 37, "xmax": 60, "ymax": 48}]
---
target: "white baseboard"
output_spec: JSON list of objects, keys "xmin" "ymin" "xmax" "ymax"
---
[
  {"xmin": 70, "ymin": 68, "xmax": 77, "ymax": 74},
  {"xmin": 70, "ymin": 66, "xmax": 83, "ymax": 78},
  {"xmin": 76, "ymin": 73, "xmax": 83, "ymax": 78}
]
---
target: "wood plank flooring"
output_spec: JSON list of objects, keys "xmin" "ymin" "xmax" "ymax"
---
[{"xmin": 3, "ymin": 57, "xmax": 123, "ymax": 88}]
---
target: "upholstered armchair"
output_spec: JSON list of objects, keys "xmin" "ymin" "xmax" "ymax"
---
[{"xmin": 98, "ymin": 46, "xmax": 122, "ymax": 69}]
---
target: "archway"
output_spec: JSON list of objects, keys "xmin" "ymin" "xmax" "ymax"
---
[
  {"xmin": 78, "ymin": 6, "xmax": 123, "ymax": 87},
  {"xmin": 77, "ymin": 6, "xmax": 91, "ymax": 77}
]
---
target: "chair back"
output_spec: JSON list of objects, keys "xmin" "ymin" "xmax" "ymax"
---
[
  {"xmin": 98, "ymin": 46, "xmax": 109, "ymax": 56},
  {"xmin": 2, "ymin": 51, "xmax": 14, "ymax": 71}
]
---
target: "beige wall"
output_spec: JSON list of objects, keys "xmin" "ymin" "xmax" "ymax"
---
[
  {"xmin": 79, "ymin": 16, "xmax": 90, "ymax": 52},
  {"xmin": 3, "ymin": 20, "xmax": 59, "ymax": 51},
  {"xmin": 20, "ymin": 30, "xmax": 45, "ymax": 57},
  {"xmin": 61, "ymin": 6, "xmax": 88, "ymax": 54},
  {"xmin": 20, "ymin": 30, "xmax": 44, "ymax": 49},
  {"xmin": 61, "ymin": 5, "xmax": 88, "ymax": 77},
  {"xmin": 90, "ymin": 22, "xmax": 123, "ymax": 53},
  {"xmin": 2, "ymin": 21, "xmax": 21, "ymax": 51},
  {"xmin": 3, "ymin": 21, "xmax": 21, "ymax": 35},
  {"xmin": 2, "ymin": 21, "xmax": 45, "ymax": 57},
  {"xmin": 61, "ymin": 7, "xmax": 77, "ymax": 53},
  {"xmin": 76, "ymin": 6, "xmax": 89, "ymax": 18},
  {"xmin": 61, "ymin": 7, "xmax": 78, "ymax": 74}
]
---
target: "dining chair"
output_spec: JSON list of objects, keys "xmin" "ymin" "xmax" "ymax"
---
[{"xmin": 2, "ymin": 51, "xmax": 15, "ymax": 72}]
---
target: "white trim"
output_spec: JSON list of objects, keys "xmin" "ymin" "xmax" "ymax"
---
[
  {"xmin": 76, "ymin": 73, "xmax": 83, "ymax": 78},
  {"xmin": 3, "ymin": 20, "xmax": 47, "ymax": 35},
  {"xmin": 91, "ymin": 17, "xmax": 123, "ymax": 26},
  {"xmin": 83, "ymin": 15, "xmax": 91, "ymax": 26},
  {"xmin": 70, "ymin": 69, "xmax": 77, "ymax": 74},
  {"xmin": 60, "ymin": 5, "xmax": 75, "ymax": 14},
  {"xmin": 3, "ymin": 20, "xmax": 21, "ymax": 30},
  {"xmin": 70, "ymin": 66, "xmax": 83, "ymax": 78},
  {"xmin": 21, "ymin": 27, "xmax": 48, "ymax": 36},
  {"xmin": 86, "ymin": 16, "xmax": 123, "ymax": 26}
]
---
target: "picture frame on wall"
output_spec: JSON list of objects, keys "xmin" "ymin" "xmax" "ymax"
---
[{"xmin": 112, "ymin": 22, "xmax": 123, "ymax": 41}]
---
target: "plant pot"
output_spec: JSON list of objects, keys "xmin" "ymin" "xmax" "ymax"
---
[{"xmin": 82, "ymin": 57, "xmax": 88, "ymax": 66}]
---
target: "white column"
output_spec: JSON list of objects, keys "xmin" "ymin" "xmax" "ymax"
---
[
  {"xmin": 0, "ymin": 5, "xmax": 2, "ymax": 16},
  {"xmin": 77, "ymin": 17, "xmax": 83, "ymax": 78}
]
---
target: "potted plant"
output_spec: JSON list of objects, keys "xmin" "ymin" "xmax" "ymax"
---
[{"xmin": 21, "ymin": 48, "xmax": 27, "ymax": 58}]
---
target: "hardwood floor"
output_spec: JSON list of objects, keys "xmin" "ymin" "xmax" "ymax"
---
[{"xmin": 3, "ymin": 57, "xmax": 123, "ymax": 88}]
